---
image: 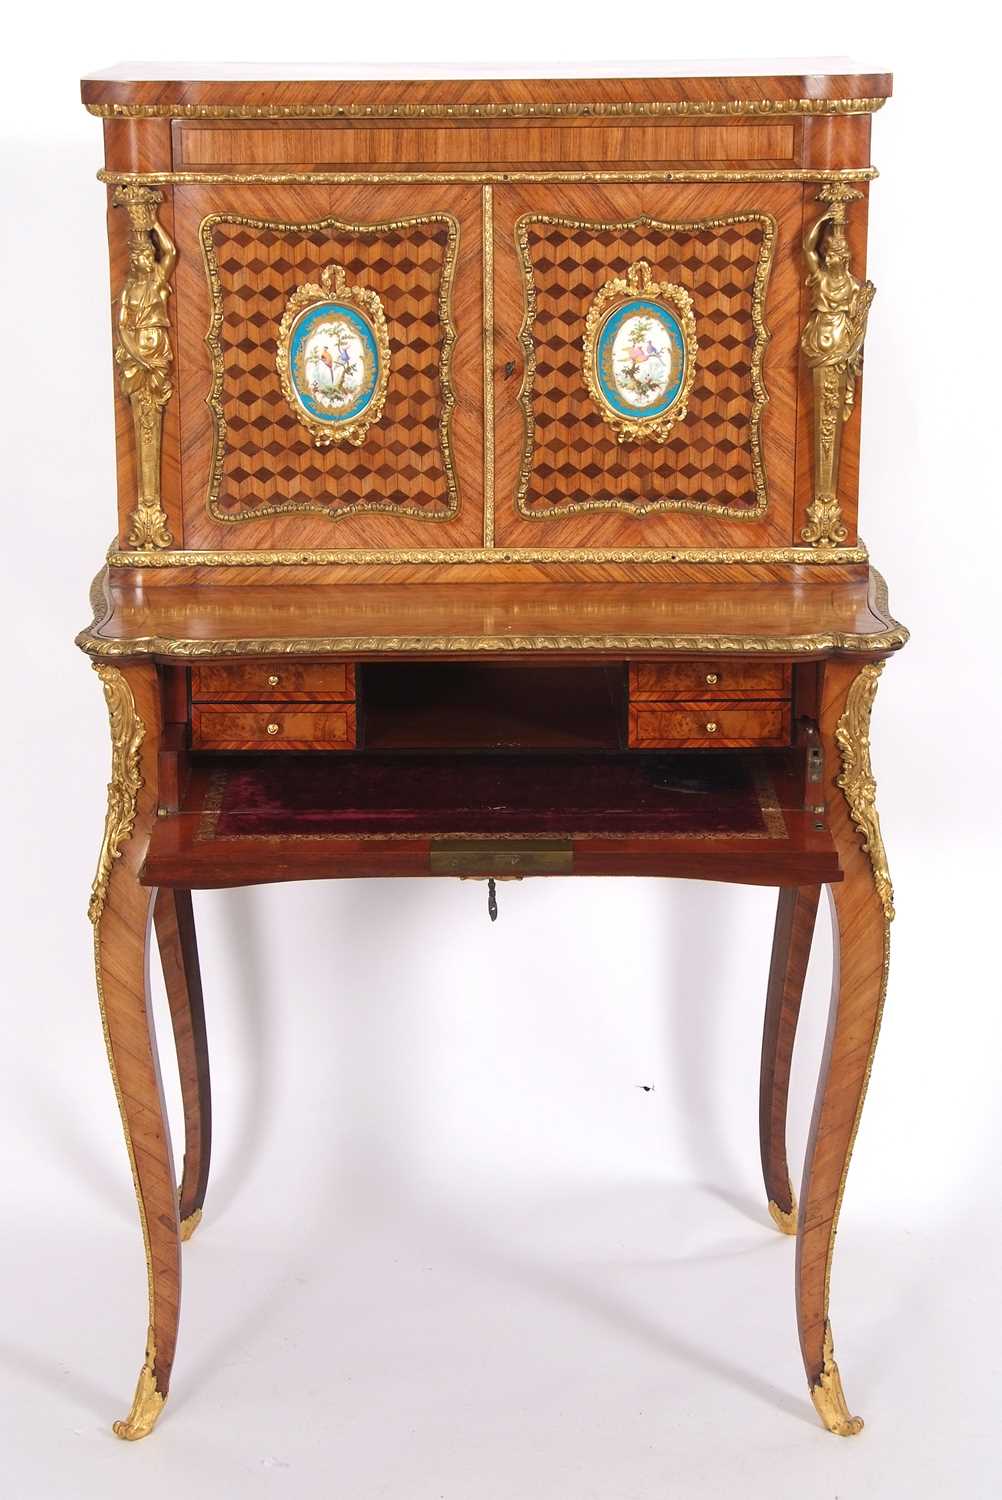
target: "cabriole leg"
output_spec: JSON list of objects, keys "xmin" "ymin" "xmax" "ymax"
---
[
  {"xmin": 760, "ymin": 885, "xmax": 821, "ymax": 1233},
  {"xmin": 796, "ymin": 661, "xmax": 895, "ymax": 1436},
  {"xmin": 154, "ymin": 888, "xmax": 211, "ymax": 1240},
  {"xmin": 89, "ymin": 662, "xmax": 181, "ymax": 1441}
]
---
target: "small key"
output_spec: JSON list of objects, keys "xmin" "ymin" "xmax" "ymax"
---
[{"xmin": 487, "ymin": 878, "xmax": 499, "ymax": 923}]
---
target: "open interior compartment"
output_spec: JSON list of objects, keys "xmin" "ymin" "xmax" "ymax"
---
[{"xmin": 359, "ymin": 662, "xmax": 627, "ymax": 751}]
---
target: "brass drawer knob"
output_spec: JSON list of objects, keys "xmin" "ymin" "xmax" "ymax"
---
[
  {"xmin": 267, "ymin": 674, "xmax": 280, "ymax": 687},
  {"xmin": 266, "ymin": 722, "xmax": 280, "ymax": 736},
  {"xmin": 705, "ymin": 672, "xmax": 719, "ymax": 685},
  {"xmin": 705, "ymin": 721, "xmax": 719, "ymax": 734}
]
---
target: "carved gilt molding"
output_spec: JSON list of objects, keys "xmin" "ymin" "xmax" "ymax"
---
[
  {"xmin": 112, "ymin": 185, "xmax": 176, "ymax": 549},
  {"xmin": 834, "ymin": 661, "xmax": 895, "ymax": 921},
  {"xmin": 801, "ymin": 185, "xmax": 875, "ymax": 547},
  {"xmin": 99, "ymin": 168, "xmax": 879, "ymax": 187},
  {"xmin": 482, "ymin": 186, "xmax": 496, "ymax": 547},
  {"xmin": 105, "ymin": 543, "xmax": 869, "ymax": 567},
  {"xmin": 77, "ymin": 626, "xmax": 910, "ymax": 662},
  {"xmin": 86, "ymin": 97, "xmax": 888, "ymax": 121},
  {"xmin": 88, "ymin": 664, "xmax": 146, "ymax": 925}
]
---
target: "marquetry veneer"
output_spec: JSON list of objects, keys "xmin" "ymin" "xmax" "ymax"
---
[
  {"xmin": 191, "ymin": 702, "xmax": 358, "ymax": 751},
  {"xmin": 76, "ymin": 62, "xmax": 907, "ymax": 1453},
  {"xmin": 627, "ymin": 699, "xmax": 791, "ymax": 748},
  {"xmin": 190, "ymin": 661, "xmax": 355, "ymax": 700}
]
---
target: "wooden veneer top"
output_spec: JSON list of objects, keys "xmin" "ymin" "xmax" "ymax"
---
[
  {"xmin": 81, "ymin": 62, "xmax": 892, "ymax": 111},
  {"xmin": 79, "ymin": 573, "xmax": 908, "ymax": 661}
]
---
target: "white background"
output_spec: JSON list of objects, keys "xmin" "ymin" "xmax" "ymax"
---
[{"xmin": 1, "ymin": 7, "xmax": 1000, "ymax": 1497}]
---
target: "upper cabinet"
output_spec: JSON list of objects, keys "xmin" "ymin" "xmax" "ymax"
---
[{"xmin": 89, "ymin": 67, "xmax": 885, "ymax": 570}]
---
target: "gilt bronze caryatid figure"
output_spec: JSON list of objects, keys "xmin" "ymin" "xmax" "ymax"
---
[
  {"xmin": 801, "ymin": 184, "xmax": 876, "ymax": 546},
  {"xmin": 113, "ymin": 183, "xmax": 176, "ymax": 549}
]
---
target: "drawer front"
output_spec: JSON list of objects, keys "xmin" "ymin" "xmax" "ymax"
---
[
  {"xmin": 192, "ymin": 704, "xmax": 357, "ymax": 751},
  {"xmin": 191, "ymin": 663, "xmax": 355, "ymax": 702},
  {"xmin": 628, "ymin": 662, "xmax": 790, "ymax": 701},
  {"xmin": 628, "ymin": 700, "xmax": 790, "ymax": 748}
]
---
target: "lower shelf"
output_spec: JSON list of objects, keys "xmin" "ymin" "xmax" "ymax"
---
[{"xmin": 143, "ymin": 751, "xmax": 841, "ymax": 889}]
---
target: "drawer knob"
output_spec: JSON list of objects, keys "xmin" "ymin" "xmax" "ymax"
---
[
  {"xmin": 266, "ymin": 722, "xmax": 280, "ymax": 736},
  {"xmin": 705, "ymin": 672, "xmax": 719, "ymax": 685},
  {"xmin": 267, "ymin": 674, "xmax": 280, "ymax": 687},
  {"xmin": 705, "ymin": 721, "xmax": 719, "ymax": 734}
]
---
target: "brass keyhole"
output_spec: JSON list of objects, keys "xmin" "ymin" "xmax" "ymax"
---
[
  {"xmin": 705, "ymin": 721, "xmax": 719, "ymax": 734},
  {"xmin": 266, "ymin": 722, "xmax": 280, "ymax": 735},
  {"xmin": 268, "ymin": 674, "xmax": 280, "ymax": 687},
  {"xmin": 705, "ymin": 672, "xmax": 719, "ymax": 685}
]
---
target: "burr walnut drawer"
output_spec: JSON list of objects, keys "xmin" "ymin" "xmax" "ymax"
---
[
  {"xmin": 627, "ymin": 700, "xmax": 791, "ymax": 748},
  {"xmin": 628, "ymin": 662, "xmax": 790, "ymax": 700},
  {"xmin": 192, "ymin": 704, "xmax": 357, "ymax": 751},
  {"xmin": 191, "ymin": 662, "xmax": 355, "ymax": 702}
]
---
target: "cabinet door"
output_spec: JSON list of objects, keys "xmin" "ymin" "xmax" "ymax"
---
[
  {"xmin": 174, "ymin": 184, "xmax": 483, "ymax": 553},
  {"xmin": 492, "ymin": 183, "xmax": 804, "ymax": 552}
]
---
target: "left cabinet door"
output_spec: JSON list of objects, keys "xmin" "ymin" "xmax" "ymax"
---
[{"xmin": 172, "ymin": 184, "xmax": 484, "ymax": 555}]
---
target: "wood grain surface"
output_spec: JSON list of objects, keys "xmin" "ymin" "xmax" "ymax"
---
[
  {"xmin": 90, "ymin": 663, "xmax": 180, "ymax": 1436},
  {"xmin": 153, "ymin": 888, "xmax": 211, "ymax": 1232},
  {"xmin": 79, "ymin": 572, "xmax": 907, "ymax": 661},
  {"xmin": 627, "ymin": 700, "xmax": 790, "ymax": 747},
  {"xmin": 795, "ymin": 659, "xmax": 893, "ymax": 1430},
  {"xmin": 759, "ymin": 884, "xmax": 821, "ymax": 1227}
]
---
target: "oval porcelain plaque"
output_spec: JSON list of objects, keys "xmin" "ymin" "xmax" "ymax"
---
[
  {"xmin": 594, "ymin": 297, "xmax": 687, "ymax": 421},
  {"xmin": 288, "ymin": 300, "xmax": 380, "ymax": 427}
]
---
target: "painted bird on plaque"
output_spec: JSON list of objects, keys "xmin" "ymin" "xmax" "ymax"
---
[
  {"xmin": 276, "ymin": 263, "xmax": 391, "ymax": 448},
  {"xmin": 582, "ymin": 259, "xmax": 698, "ymax": 444}
]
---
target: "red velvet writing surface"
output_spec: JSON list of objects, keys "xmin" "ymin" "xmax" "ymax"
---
[{"xmin": 200, "ymin": 752, "xmax": 785, "ymax": 839}]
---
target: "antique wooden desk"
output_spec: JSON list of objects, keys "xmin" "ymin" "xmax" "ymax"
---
[{"xmin": 77, "ymin": 62, "xmax": 906, "ymax": 1442}]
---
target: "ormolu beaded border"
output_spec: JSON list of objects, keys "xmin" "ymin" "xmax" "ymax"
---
[
  {"xmin": 76, "ymin": 625, "xmax": 910, "ymax": 661},
  {"xmin": 98, "ymin": 168, "xmax": 878, "ymax": 187},
  {"xmin": 86, "ymin": 98, "xmax": 888, "ymax": 121},
  {"xmin": 105, "ymin": 544, "xmax": 869, "ymax": 566}
]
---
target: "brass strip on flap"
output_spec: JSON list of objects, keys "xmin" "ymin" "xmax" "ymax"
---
[{"xmin": 430, "ymin": 838, "xmax": 573, "ymax": 875}]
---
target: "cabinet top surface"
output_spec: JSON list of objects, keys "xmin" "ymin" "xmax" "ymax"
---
[
  {"xmin": 81, "ymin": 59, "xmax": 891, "ymax": 110},
  {"xmin": 83, "ymin": 58, "xmax": 887, "ymax": 82},
  {"xmin": 79, "ymin": 574, "xmax": 908, "ymax": 662}
]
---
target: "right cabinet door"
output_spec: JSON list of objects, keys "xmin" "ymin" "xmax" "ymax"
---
[{"xmin": 492, "ymin": 183, "xmax": 807, "ymax": 553}]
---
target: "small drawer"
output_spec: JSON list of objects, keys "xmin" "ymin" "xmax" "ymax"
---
[
  {"xmin": 627, "ymin": 700, "xmax": 791, "ymax": 748},
  {"xmin": 191, "ymin": 662, "xmax": 355, "ymax": 702},
  {"xmin": 192, "ymin": 703, "xmax": 357, "ymax": 751},
  {"xmin": 628, "ymin": 661, "xmax": 790, "ymax": 701}
]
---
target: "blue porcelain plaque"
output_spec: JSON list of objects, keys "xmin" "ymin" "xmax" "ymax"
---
[
  {"xmin": 288, "ymin": 300, "xmax": 381, "ymax": 427},
  {"xmin": 594, "ymin": 297, "xmax": 688, "ymax": 421}
]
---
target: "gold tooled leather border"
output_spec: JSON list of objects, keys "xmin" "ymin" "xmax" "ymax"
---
[{"xmin": 193, "ymin": 762, "xmax": 787, "ymax": 842}]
